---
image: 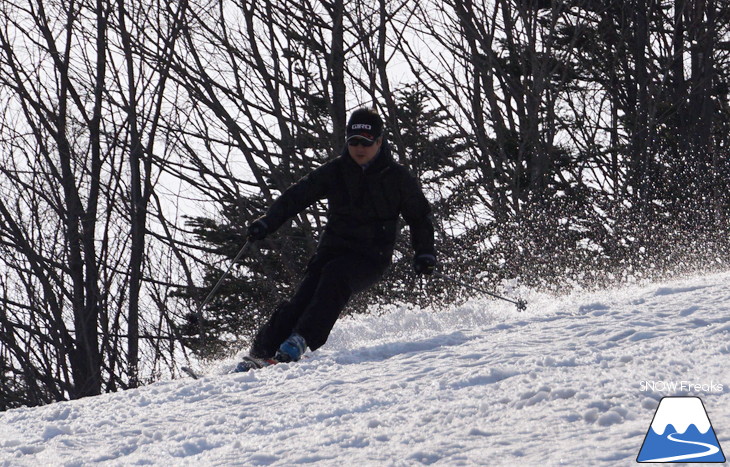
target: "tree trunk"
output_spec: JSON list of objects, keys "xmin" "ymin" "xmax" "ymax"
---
[{"xmin": 330, "ymin": 0, "xmax": 347, "ymax": 151}]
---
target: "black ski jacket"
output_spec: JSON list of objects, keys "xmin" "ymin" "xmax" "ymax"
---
[{"xmin": 260, "ymin": 142, "xmax": 435, "ymax": 264}]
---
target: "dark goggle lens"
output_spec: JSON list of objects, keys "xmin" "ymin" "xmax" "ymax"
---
[{"xmin": 348, "ymin": 138, "xmax": 375, "ymax": 147}]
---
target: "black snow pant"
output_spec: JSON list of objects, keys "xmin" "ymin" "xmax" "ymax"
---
[{"xmin": 250, "ymin": 248, "xmax": 388, "ymax": 358}]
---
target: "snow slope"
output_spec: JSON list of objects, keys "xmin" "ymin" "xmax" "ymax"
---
[{"xmin": 1, "ymin": 272, "xmax": 729, "ymax": 466}]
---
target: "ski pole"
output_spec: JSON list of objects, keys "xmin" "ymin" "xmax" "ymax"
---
[
  {"xmin": 194, "ymin": 240, "xmax": 254, "ymax": 334},
  {"xmin": 432, "ymin": 271, "xmax": 528, "ymax": 311}
]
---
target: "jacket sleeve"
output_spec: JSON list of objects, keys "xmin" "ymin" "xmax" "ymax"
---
[
  {"xmin": 260, "ymin": 163, "xmax": 331, "ymax": 233},
  {"xmin": 399, "ymin": 168, "xmax": 436, "ymax": 257}
]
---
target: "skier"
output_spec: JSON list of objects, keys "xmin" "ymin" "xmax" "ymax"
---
[{"xmin": 234, "ymin": 108, "xmax": 436, "ymax": 371}]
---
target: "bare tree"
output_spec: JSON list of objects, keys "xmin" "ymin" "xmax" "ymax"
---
[
  {"xmin": 0, "ymin": 0, "xmax": 190, "ymax": 406},
  {"xmin": 0, "ymin": 0, "xmax": 109, "ymax": 399}
]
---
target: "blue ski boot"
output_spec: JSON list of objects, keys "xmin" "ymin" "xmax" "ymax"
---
[{"xmin": 274, "ymin": 333, "xmax": 307, "ymax": 363}]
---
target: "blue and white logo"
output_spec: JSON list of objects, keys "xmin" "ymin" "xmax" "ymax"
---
[{"xmin": 637, "ymin": 396, "xmax": 725, "ymax": 463}]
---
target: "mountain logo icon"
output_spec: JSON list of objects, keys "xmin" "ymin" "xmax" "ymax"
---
[{"xmin": 637, "ymin": 396, "xmax": 726, "ymax": 463}]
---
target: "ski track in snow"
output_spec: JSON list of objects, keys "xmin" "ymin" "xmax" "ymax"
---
[{"xmin": 1, "ymin": 272, "xmax": 730, "ymax": 466}]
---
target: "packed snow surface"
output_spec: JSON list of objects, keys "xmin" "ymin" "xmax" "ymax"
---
[{"xmin": 1, "ymin": 272, "xmax": 729, "ymax": 466}]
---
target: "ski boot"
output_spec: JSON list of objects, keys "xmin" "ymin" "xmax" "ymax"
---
[{"xmin": 274, "ymin": 333, "xmax": 307, "ymax": 363}]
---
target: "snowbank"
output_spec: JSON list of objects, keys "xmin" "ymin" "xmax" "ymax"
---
[{"xmin": 1, "ymin": 273, "xmax": 729, "ymax": 465}]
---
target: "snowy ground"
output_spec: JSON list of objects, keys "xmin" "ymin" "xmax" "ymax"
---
[{"xmin": 1, "ymin": 272, "xmax": 729, "ymax": 466}]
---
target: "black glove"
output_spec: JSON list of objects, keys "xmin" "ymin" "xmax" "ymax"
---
[
  {"xmin": 246, "ymin": 219, "xmax": 268, "ymax": 241},
  {"xmin": 413, "ymin": 254, "xmax": 436, "ymax": 275}
]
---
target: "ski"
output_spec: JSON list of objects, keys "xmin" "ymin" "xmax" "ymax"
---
[
  {"xmin": 181, "ymin": 355, "xmax": 307, "ymax": 379},
  {"xmin": 229, "ymin": 354, "xmax": 311, "ymax": 373},
  {"xmin": 230, "ymin": 356, "xmax": 279, "ymax": 373}
]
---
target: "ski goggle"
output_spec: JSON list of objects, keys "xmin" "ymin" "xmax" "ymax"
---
[{"xmin": 347, "ymin": 137, "xmax": 376, "ymax": 147}]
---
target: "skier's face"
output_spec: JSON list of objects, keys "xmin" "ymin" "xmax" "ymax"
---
[{"xmin": 348, "ymin": 136, "xmax": 382, "ymax": 166}]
